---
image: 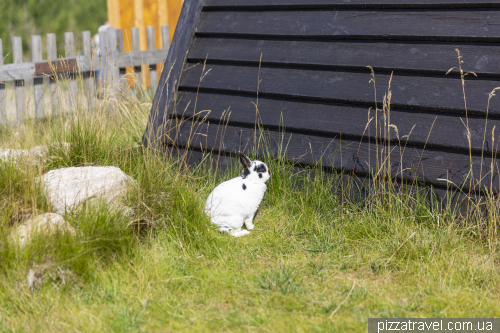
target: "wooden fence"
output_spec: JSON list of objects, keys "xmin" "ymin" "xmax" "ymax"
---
[
  {"xmin": 0, "ymin": 25, "xmax": 171, "ymax": 126},
  {"xmin": 147, "ymin": 0, "xmax": 500, "ymax": 204}
]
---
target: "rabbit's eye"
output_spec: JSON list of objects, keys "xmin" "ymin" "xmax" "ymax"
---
[{"xmin": 254, "ymin": 164, "xmax": 266, "ymax": 172}]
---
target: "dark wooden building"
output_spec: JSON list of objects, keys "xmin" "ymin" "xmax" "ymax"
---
[{"xmin": 145, "ymin": 0, "xmax": 500, "ymax": 202}]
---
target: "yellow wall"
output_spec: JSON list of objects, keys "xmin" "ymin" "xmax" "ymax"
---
[{"xmin": 107, "ymin": 0, "xmax": 183, "ymax": 85}]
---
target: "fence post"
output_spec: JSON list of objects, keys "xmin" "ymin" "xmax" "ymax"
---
[
  {"xmin": 82, "ymin": 31, "xmax": 95, "ymax": 109},
  {"xmin": 146, "ymin": 26, "xmax": 158, "ymax": 92},
  {"xmin": 161, "ymin": 25, "xmax": 170, "ymax": 50},
  {"xmin": 12, "ymin": 37, "xmax": 25, "ymax": 123},
  {"xmin": 64, "ymin": 32, "xmax": 78, "ymax": 112},
  {"xmin": 0, "ymin": 38, "xmax": 6, "ymax": 126},
  {"xmin": 99, "ymin": 26, "xmax": 119, "ymax": 103},
  {"xmin": 108, "ymin": 27, "xmax": 119, "ymax": 86},
  {"xmin": 32, "ymin": 35, "xmax": 45, "ymax": 119},
  {"xmin": 160, "ymin": 25, "xmax": 170, "ymax": 83},
  {"xmin": 131, "ymin": 27, "xmax": 142, "ymax": 90},
  {"xmin": 98, "ymin": 25, "xmax": 108, "ymax": 99},
  {"xmin": 116, "ymin": 29, "xmax": 127, "ymax": 83},
  {"xmin": 47, "ymin": 33, "xmax": 60, "ymax": 116},
  {"xmin": 108, "ymin": 26, "xmax": 119, "ymax": 104}
]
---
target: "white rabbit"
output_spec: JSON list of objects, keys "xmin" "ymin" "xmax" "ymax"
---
[{"xmin": 205, "ymin": 152, "xmax": 271, "ymax": 237}]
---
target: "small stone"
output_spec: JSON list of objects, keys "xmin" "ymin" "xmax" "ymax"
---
[
  {"xmin": 0, "ymin": 143, "xmax": 70, "ymax": 165},
  {"xmin": 13, "ymin": 213, "xmax": 75, "ymax": 246}
]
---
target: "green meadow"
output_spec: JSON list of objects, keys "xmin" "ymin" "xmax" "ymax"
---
[{"xmin": 0, "ymin": 77, "xmax": 498, "ymax": 333}]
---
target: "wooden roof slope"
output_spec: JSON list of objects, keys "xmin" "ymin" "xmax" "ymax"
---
[{"xmin": 145, "ymin": 0, "xmax": 500, "ymax": 198}]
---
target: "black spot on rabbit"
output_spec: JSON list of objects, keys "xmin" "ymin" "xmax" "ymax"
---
[
  {"xmin": 254, "ymin": 163, "xmax": 267, "ymax": 179},
  {"xmin": 242, "ymin": 184, "xmax": 247, "ymax": 190}
]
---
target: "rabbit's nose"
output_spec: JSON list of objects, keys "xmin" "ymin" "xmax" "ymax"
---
[{"xmin": 268, "ymin": 170, "xmax": 271, "ymax": 175}]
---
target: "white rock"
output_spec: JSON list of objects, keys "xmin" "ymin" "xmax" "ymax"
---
[
  {"xmin": 13, "ymin": 213, "xmax": 76, "ymax": 246},
  {"xmin": 38, "ymin": 166, "xmax": 136, "ymax": 214},
  {"xmin": 0, "ymin": 143, "xmax": 70, "ymax": 164}
]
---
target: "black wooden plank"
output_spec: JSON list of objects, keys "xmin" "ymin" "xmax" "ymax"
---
[
  {"xmin": 189, "ymin": 38, "xmax": 500, "ymax": 77},
  {"xmin": 165, "ymin": 120, "xmax": 500, "ymax": 192},
  {"xmin": 167, "ymin": 146, "xmax": 239, "ymax": 177},
  {"xmin": 197, "ymin": 10, "xmax": 500, "ymax": 42},
  {"xmin": 171, "ymin": 147, "xmax": 374, "ymax": 205},
  {"xmin": 204, "ymin": 0, "xmax": 500, "ymax": 10},
  {"xmin": 179, "ymin": 63, "xmax": 500, "ymax": 116},
  {"xmin": 173, "ymin": 146, "xmax": 477, "ymax": 215},
  {"xmin": 173, "ymin": 91, "xmax": 500, "ymax": 155},
  {"xmin": 143, "ymin": 0, "xmax": 206, "ymax": 147}
]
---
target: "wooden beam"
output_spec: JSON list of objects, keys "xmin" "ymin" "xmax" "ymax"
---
[
  {"xmin": 146, "ymin": 26, "xmax": 158, "ymax": 90},
  {"xmin": 32, "ymin": 35, "xmax": 44, "ymax": 119},
  {"xmin": 158, "ymin": 24, "xmax": 170, "ymax": 76},
  {"xmin": 134, "ymin": 0, "xmax": 147, "ymax": 50},
  {"xmin": 46, "ymin": 33, "xmax": 60, "ymax": 116},
  {"xmin": 116, "ymin": 28, "xmax": 128, "ymax": 84},
  {"xmin": 0, "ymin": 38, "xmax": 6, "ymax": 126},
  {"xmin": 167, "ymin": 0, "xmax": 183, "ymax": 41},
  {"xmin": 134, "ymin": 0, "xmax": 148, "ymax": 86},
  {"xmin": 143, "ymin": 0, "xmax": 205, "ymax": 146},
  {"xmin": 107, "ymin": 0, "xmax": 122, "ymax": 28},
  {"xmin": 64, "ymin": 32, "xmax": 78, "ymax": 112},
  {"xmin": 82, "ymin": 30, "xmax": 95, "ymax": 109},
  {"xmin": 12, "ymin": 36, "xmax": 25, "ymax": 123},
  {"xmin": 204, "ymin": 0, "xmax": 500, "ymax": 9},
  {"xmin": 158, "ymin": 0, "xmax": 169, "ymax": 75},
  {"xmin": 158, "ymin": 0, "xmax": 169, "ymax": 27},
  {"xmin": 131, "ymin": 27, "xmax": 143, "ymax": 88}
]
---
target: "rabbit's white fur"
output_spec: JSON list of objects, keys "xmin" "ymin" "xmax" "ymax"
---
[{"xmin": 205, "ymin": 153, "xmax": 271, "ymax": 237}]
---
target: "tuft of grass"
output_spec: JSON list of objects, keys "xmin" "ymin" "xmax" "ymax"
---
[{"xmin": 256, "ymin": 265, "xmax": 303, "ymax": 294}]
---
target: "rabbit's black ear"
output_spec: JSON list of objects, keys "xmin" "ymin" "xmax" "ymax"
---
[{"xmin": 238, "ymin": 152, "xmax": 252, "ymax": 168}]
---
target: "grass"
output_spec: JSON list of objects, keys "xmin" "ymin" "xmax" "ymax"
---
[{"xmin": 0, "ymin": 71, "xmax": 499, "ymax": 333}]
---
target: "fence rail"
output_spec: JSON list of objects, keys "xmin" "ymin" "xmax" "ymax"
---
[{"xmin": 0, "ymin": 25, "xmax": 170, "ymax": 126}]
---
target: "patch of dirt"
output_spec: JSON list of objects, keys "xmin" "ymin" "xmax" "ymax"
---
[
  {"xmin": 9, "ymin": 207, "xmax": 37, "ymax": 226},
  {"xmin": 27, "ymin": 260, "xmax": 75, "ymax": 292}
]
